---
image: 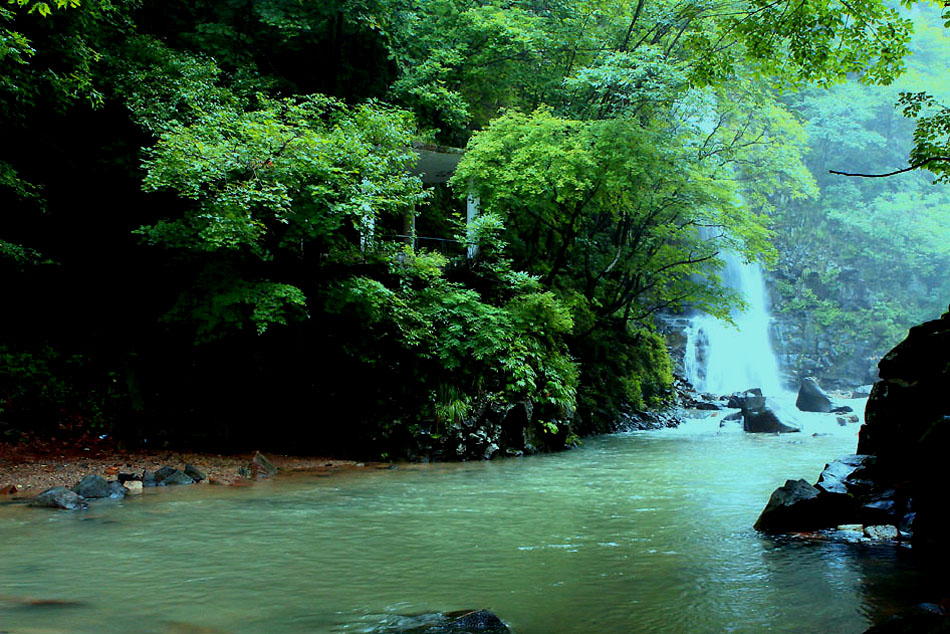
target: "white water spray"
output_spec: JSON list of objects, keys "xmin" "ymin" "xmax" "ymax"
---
[{"xmin": 685, "ymin": 252, "xmax": 785, "ymax": 396}]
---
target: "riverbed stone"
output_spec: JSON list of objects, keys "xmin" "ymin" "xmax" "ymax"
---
[
  {"xmin": 796, "ymin": 377, "xmax": 834, "ymax": 413},
  {"xmin": 159, "ymin": 470, "xmax": 195, "ymax": 486},
  {"xmin": 124, "ymin": 480, "xmax": 143, "ymax": 494},
  {"xmin": 30, "ymin": 486, "xmax": 87, "ymax": 510},
  {"xmin": 251, "ymin": 452, "xmax": 278, "ymax": 478},
  {"xmin": 754, "ymin": 479, "xmax": 835, "ymax": 532},
  {"xmin": 153, "ymin": 465, "xmax": 178, "ymax": 484},
  {"xmin": 71, "ymin": 475, "xmax": 112, "ymax": 499},
  {"xmin": 184, "ymin": 463, "xmax": 207, "ymax": 482},
  {"xmin": 864, "ymin": 525, "xmax": 899, "ymax": 541}
]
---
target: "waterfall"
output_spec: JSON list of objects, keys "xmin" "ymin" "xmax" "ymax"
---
[{"xmin": 685, "ymin": 252, "xmax": 785, "ymax": 396}]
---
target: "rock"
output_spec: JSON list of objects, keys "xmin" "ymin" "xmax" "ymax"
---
[
  {"xmin": 831, "ymin": 405, "xmax": 854, "ymax": 414},
  {"xmin": 742, "ymin": 400, "xmax": 801, "ymax": 434},
  {"xmin": 858, "ymin": 311, "xmax": 950, "ymax": 550},
  {"xmin": 251, "ymin": 452, "xmax": 278, "ymax": 478},
  {"xmin": 837, "ymin": 524, "xmax": 864, "ymax": 532},
  {"xmin": 837, "ymin": 417, "xmax": 849, "ymax": 426},
  {"xmin": 29, "ymin": 487, "xmax": 87, "ymax": 510},
  {"xmin": 160, "ymin": 470, "xmax": 195, "ymax": 486},
  {"xmin": 0, "ymin": 484, "xmax": 17, "ymax": 495},
  {"xmin": 124, "ymin": 480, "xmax": 143, "ymax": 494},
  {"xmin": 184, "ymin": 464, "xmax": 207, "ymax": 482},
  {"xmin": 722, "ymin": 411, "xmax": 742, "ymax": 422},
  {"xmin": 153, "ymin": 465, "xmax": 179, "ymax": 484},
  {"xmin": 864, "ymin": 603, "xmax": 950, "ymax": 633},
  {"xmin": 142, "ymin": 470, "xmax": 157, "ymax": 487},
  {"xmin": 728, "ymin": 388, "xmax": 764, "ymax": 410},
  {"xmin": 815, "ymin": 454, "xmax": 872, "ymax": 496},
  {"xmin": 859, "ymin": 489, "xmax": 898, "ymax": 525},
  {"xmin": 695, "ymin": 401, "xmax": 722, "ymax": 410},
  {"xmin": 864, "ymin": 525, "xmax": 899, "ymax": 541},
  {"xmin": 383, "ymin": 609, "xmax": 512, "ymax": 633},
  {"xmin": 71, "ymin": 475, "xmax": 112, "ymax": 499},
  {"xmin": 117, "ymin": 472, "xmax": 139, "ymax": 484},
  {"xmin": 852, "ymin": 384, "xmax": 874, "ymax": 399},
  {"xmin": 107, "ymin": 481, "xmax": 128, "ymax": 498},
  {"xmin": 796, "ymin": 377, "xmax": 834, "ymax": 413},
  {"xmin": 754, "ymin": 479, "xmax": 837, "ymax": 533},
  {"xmin": 448, "ymin": 610, "xmax": 510, "ymax": 632}
]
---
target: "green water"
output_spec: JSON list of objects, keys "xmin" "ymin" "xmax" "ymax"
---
[{"xmin": 0, "ymin": 410, "xmax": 927, "ymax": 633}]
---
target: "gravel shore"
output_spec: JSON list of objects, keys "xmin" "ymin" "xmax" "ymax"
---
[{"xmin": 0, "ymin": 441, "xmax": 357, "ymax": 497}]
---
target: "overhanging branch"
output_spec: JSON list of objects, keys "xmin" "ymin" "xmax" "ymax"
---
[{"xmin": 829, "ymin": 157, "xmax": 950, "ymax": 178}]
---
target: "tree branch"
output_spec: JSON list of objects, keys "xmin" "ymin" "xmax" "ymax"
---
[{"xmin": 829, "ymin": 157, "xmax": 950, "ymax": 178}]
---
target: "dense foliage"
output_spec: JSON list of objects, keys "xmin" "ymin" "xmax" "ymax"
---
[
  {"xmin": 0, "ymin": 0, "xmax": 930, "ymax": 456},
  {"xmin": 769, "ymin": 6, "xmax": 950, "ymax": 387}
]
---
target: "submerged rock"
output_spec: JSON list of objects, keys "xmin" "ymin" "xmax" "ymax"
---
[
  {"xmin": 381, "ymin": 609, "xmax": 511, "ymax": 634},
  {"xmin": 30, "ymin": 487, "xmax": 87, "ymax": 510},
  {"xmin": 796, "ymin": 377, "xmax": 834, "ymax": 413},
  {"xmin": 864, "ymin": 603, "xmax": 950, "ymax": 633}
]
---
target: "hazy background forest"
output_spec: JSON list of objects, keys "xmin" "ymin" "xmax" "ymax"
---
[{"xmin": 2, "ymin": 0, "xmax": 949, "ymax": 459}]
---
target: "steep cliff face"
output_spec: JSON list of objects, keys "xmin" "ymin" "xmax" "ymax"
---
[{"xmin": 858, "ymin": 308, "xmax": 950, "ymax": 549}]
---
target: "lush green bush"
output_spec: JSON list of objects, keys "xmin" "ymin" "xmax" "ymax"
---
[{"xmin": 0, "ymin": 346, "xmax": 122, "ymax": 439}]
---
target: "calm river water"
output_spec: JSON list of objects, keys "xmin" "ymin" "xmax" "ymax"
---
[{"xmin": 0, "ymin": 403, "xmax": 933, "ymax": 633}]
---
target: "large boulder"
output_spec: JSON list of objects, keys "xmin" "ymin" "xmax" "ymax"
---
[
  {"xmin": 742, "ymin": 399, "xmax": 801, "ymax": 434},
  {"xmin": 727, "ymin": 388, "xmax": 764, "ymax": 410},
  {"xmin": 29, "ymin": 487, "xmax": 87, "ymax": 510},
  {"xmin": 796, "ymin": 377, "xmax": 834, "ymax": 413},
  {"xmin": 858, "ymin": 309, "xmax": 950, "ymax": 550},
  {"xmin": 754, "ymin": 479, "xmax": 837, "ymax": 532}
]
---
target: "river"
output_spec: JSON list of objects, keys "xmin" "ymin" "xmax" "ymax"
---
[{"xmin": 0, "ymin": 404, "xmax": 930, "ymax": 633}]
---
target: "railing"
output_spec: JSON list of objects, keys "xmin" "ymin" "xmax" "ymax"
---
[{"xmin": 378, "ymin": 234, "xmax": 465, "ymax": 257}]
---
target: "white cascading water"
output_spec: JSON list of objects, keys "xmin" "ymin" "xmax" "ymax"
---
[{"xmin": 685, "ymin": 251, "xmax": 785, "ymax": 396}]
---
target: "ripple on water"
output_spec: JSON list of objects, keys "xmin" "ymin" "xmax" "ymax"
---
[{"xmin": 0, "ymin": 418, "xmax": 935, "ymax": 634}]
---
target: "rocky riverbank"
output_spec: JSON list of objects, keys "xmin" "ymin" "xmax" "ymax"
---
[{"xmin": 0, "ymin": 441, "xmax": 357, "ymax": 498}]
